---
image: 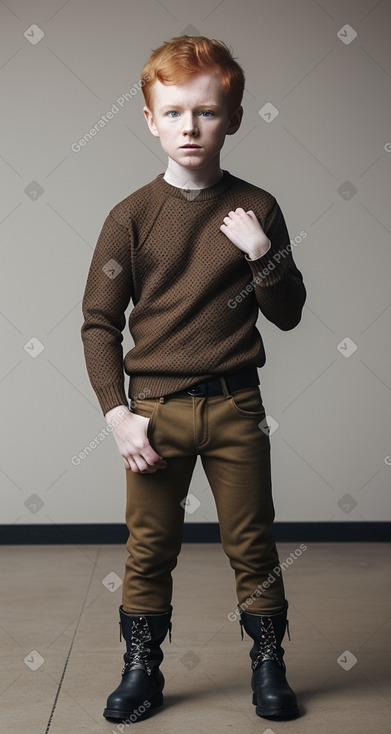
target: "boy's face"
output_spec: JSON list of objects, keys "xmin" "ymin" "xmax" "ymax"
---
[{"xmin": 143, "ymin": 72, "xmax": 242, "ymax": 172}]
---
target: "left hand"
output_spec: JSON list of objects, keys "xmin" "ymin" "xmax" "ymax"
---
[{"xmin": 220, "ymin": 208, "xmax": 271, "ymax": 259}]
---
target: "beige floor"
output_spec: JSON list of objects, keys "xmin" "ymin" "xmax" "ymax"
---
[{"xmin": 1, "ymin": 542, "xmax": 390, "ymax": 734}]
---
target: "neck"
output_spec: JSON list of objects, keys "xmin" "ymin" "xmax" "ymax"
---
[{"xmin": 163, "ymin": 157, "xmax": 224, "ymax": 189}]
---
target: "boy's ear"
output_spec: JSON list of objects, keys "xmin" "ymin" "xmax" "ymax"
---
[
  {"xmin": 143, "ymin": 106, "xmax": 160, "ymax": 137},
  {"xmin": 226, "ymin": 105, "xmax": 244, "ymax": 136}
]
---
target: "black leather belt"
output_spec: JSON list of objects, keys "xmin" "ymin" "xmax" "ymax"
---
[{"xmin": 165, "ymin": 365, "xmax": 260, "ymax": 398}]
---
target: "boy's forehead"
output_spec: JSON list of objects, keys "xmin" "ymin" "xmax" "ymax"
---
[{"xmin": 151, "ymin": 72, "xmax": 226, "ymax": 108}]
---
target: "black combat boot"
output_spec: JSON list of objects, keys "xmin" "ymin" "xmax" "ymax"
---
[
  {"xmin": 239, "ymin": 607, "xmax": 299, "ymax": 719},
  {"xmin": 103, "ymin": 605, "xmax": 172, "ymax": 722}
]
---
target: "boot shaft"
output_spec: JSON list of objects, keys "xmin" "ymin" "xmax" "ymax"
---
[
  {"xmin": 239, "ymin": 608, "xmax": 290, "ymax": 670},
  {"xmin": 119, "ymin": 605, "xmax": 172, "ymax": 674}
]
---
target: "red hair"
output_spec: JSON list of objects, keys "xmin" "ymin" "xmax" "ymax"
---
[{"xmin": 140, "ymin": 35, "xmax": 245, "ymax": 114}]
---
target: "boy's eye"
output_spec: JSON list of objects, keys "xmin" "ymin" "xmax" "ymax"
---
[{"xmin": 165, "ymin": 110, "xmax": 216, "ymax": 118}]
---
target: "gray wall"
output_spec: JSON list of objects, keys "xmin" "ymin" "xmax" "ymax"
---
[{"xmin": 1, "ymin": 0, "xmax": 390, "ymax": 529}]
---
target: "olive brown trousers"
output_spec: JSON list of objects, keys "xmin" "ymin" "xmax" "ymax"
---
[{"xmin": 123, "ymin": 376, "xmax": 287, "ymax": 616}]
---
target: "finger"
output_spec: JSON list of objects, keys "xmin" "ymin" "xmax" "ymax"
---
[
  {"xmin": 139, "ymin": 458, "xmax": 167, "ymax": 474},
  {"xmin": 127, "ymin": 457, "xmax": 141, "ymax": 473},
  {"xmin": 133, "ymin": 450, "xmax": 167, "ymax": 472},
  {"xmin": 133, "ymin": 454, "xmax": 148, "ymax": 474},
  {"xmin": 143, "ymin": 446, "xmax": 167, "ymax": 466}
]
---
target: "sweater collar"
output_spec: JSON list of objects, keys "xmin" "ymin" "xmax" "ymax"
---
[{"xmin": 152, "ymin": 170, "xmax": 233, "ymax": 201}]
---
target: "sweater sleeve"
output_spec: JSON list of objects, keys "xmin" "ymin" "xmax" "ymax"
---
[
  {"xmin": 81, "ymin": 212, "xmax": 133, "ymax": 415},
  {"xmin": 244, "ymin": 197, "xmax": 306, "ymax": 330}
]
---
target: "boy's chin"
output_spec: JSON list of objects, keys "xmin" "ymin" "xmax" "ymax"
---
[
  {"xmin": 182, "ymin": 161, "xmax": 204, "ymax": 168},
  {"xmin": 178, "ymin": 153, "xmax": 212, "ymax": 166},
  {"xmin": 171, "ymin": 159, "xmax": 205, "ymax": 171}
]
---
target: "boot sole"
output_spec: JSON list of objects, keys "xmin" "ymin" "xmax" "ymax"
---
[
  {"xmin": 103, "ymin": 691, "xmax": 163, "ymax": 721},
  {"xmin": 252, "ymin": 692, "xmax": 299, "ymax": 719}
]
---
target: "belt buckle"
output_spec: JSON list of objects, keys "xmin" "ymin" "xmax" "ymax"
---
[{"xmin": 187, "ymin": 382, "xmax": 206, "ymax": 396}]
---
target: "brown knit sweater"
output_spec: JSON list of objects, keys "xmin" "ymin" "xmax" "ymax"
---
[{"xmin": 81, "ymin": 170, "xmax": 306, "ymax": 415}]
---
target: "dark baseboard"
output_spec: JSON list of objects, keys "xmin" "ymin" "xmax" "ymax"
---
[{"xmin": 0, "ymin": 522, "xmax": 389, "ymax": 544}]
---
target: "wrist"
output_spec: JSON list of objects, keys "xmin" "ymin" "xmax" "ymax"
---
[
  {"xmin": 246, "ymin": 238, "xmax": 271, "ymax": 261},
  {"xmin": 105, "ymin": 404, "xmax": 130, "ymax": 424}
]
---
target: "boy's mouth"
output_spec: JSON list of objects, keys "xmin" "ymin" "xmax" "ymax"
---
[{"xmin": 180, "ymin": 144, "xmax": 201, "ymax": 148}]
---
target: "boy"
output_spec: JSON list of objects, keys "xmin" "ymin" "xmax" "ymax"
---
[{"xmin": 81, "ymin": 35, "xmax": 306, "ymax": 722}]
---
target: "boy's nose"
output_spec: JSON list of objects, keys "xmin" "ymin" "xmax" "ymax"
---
[{"xmin": 182, "ymin": 113, "xmax": 199, "ymax": 135}]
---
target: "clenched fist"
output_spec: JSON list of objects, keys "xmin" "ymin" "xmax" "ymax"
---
[{"xmin": 220, "ymin": 208, "xmax": 271, "ymax": 260}]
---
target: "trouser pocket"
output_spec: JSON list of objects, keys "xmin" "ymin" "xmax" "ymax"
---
[{"xmin": 228, "ymin": 386, "xmax": 266, "ymax": 417}]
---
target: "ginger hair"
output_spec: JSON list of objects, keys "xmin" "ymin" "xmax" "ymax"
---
[{"xmin": 140, "ymin": 35, "xmax": 245, "ymax": 114}]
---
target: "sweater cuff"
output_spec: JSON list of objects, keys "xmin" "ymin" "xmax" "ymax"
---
[
  {"xmin": 244, "ymin": 248, "xmax": 287, "ymax": 287},
  {"xmin": 94, "ymin": 381, "xmax": 129, "ymax": 416}
]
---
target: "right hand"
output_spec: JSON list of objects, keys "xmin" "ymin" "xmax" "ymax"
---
[{"xmin": 105, "ymin": 405, "xmax": 168, "ymax": 473}]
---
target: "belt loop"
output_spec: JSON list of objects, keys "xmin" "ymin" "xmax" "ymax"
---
[{"xmin": 219, "ymin": 375, "xmax": 230, "ymax": 397}]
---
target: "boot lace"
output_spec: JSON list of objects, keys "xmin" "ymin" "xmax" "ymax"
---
[
  {"xmin": 122, "ymin": 617, "xmax": 152, "ymax": 676},
  {"xmin": 252, "ymin": 617, "xmax": 282, "ymax": 670}
]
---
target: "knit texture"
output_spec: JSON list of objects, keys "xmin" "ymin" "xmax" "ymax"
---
[{"xmin": 81, "ymin": 170, "xmax": 306, "ymax": 415}]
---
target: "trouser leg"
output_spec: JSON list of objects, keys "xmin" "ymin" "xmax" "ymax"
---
[
  {"xmin": 199, "ymin": 380, "xmax": 287, "ymax": 614},
  {"xmin": 122, "ymin": 396, "xmax": 197, "ymax": 613},
  {"xmin": 123, "ymin": 455, "xmax": 196, "ymax": 613}
]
